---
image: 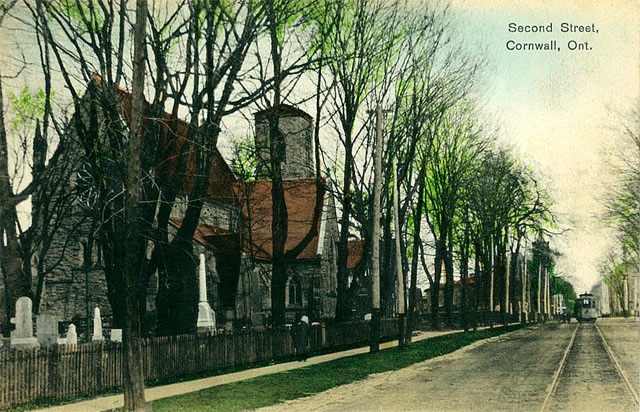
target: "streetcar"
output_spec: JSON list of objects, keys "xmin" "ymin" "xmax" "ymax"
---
[{"xmin": 574, "ymin": 293, "xmax": 599, "ymax": 322}]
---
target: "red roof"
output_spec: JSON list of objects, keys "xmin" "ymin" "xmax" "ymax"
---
[
  {"xmin": 91, "ymin": 76, "xmax": 337, "ymax": 262},
  {"xmin": 232, "ymin": 179, "xmax": 325, "ymax": 261},
  {"xmin": 93, "ymin": 74, "xmax": 237, "ymax": 205},
  {"xmin": 168, "ymin": 217, "xmax": 240, "ymax": 254},
  {"xmin": 346, "ymin": 240, "xmax": 365, "ymax": 270},
  {"xmin": 454, "ymin": 277, "xmax": 476, "ymax": 286}
]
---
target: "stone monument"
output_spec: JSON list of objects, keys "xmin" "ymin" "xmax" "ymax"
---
[
  {"xmin": 66, "ymin": 324, "xmax": 78, "ymax": 345},
  {"xmin": 36, "ymin": 313, "xmax": 59, "ymax": 346},
  {"xmin": 92, "ymin": 306, "xmax": 104, "ymax": 342},
  {"xmin": 110, "ymin": 328, "xmax": 122, "ymax": 342},
  {"xmin": 10, "ymin": 297, "xmax": 39, "ymax": 349},
  {"xmin": 197, "ymin": 253, "xmax": 216, "ymax": 333}
]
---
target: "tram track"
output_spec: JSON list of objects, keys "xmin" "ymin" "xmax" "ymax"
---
[
  {"xmin": 541, "ymin": 322, "xmax": 639, "ymax": 412},
  {"xmin": 595, "ymin": 322, "xmax": 640, "ymax": 406}
]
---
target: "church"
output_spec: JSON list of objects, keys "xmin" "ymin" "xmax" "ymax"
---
[
  {"xmin": 166, "ymin": 104, "xmax": 345, "ymax": 327},
  {"xmin": 3, "ymin": 79, "xmax": 365, "ymax": 334}
]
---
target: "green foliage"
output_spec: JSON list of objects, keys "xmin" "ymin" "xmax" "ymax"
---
[
  {"xmin": 9, "ymin": 87, "xmax": 51, "ymax": 133},
  {"xmin": 55, "ymin": 0, "xmax": 104, "ymax": 35},
  {"xmin": 528, "ymin": 238, "xmax": 557, "ymax": 273},
  {"xmin": 151, "ymin": 325, "xmax": 524, "ymax": 411},
  {"xmin": 230, "ymin": 138, "xmax": 257, "ymax": 182},
  {"xmin": 602, "ymin": 253, "xmax": 634, "ymax": 314},
  {"xmin": 551, "ymin": 275, "xmax": 577, "ymax": 313},
  {"xmin": 603, "ymin": 102, "xmax": 640, "ymax": 272}
]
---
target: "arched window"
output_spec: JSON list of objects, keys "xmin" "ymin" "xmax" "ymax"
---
[{"xmin": 287, "ymin": 276, "xmax": 303, "ymax": 307}]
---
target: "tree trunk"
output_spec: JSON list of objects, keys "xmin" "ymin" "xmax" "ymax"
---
[
  {"xmin": 269, "ymin": 114, "xmax": 288, "ymax": 326},
  {"xmin": 0, "ymin": 71, "xmax": 32, "ymax": 333},
  {"xmin": 444, "ymin": 226, "xmax": 454, "ymax": 327},
  {"xmin": 432, "ymin": 235, "xmax": 446, "ymax": 329},
  {"xmin": 122, "ymin": 1, "xmax": 148, "ymax": 409},
  {"xmin": 267, "ymin": 7, "xmax": 289, "ymax": 327},
  {"xmin": 459, "ymin": 210, "xmax": 471, "ymax": 332},
  {"xmin": 407, "ymin": 163, "xmax": 426, "ymax": 342}
]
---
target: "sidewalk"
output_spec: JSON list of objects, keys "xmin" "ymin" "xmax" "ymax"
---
[{"xmin": 31, "ymin": 330, "xmax": 456, "ymax": 412}]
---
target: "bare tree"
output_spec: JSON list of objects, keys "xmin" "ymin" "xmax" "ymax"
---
[
  {"xmin": 0, "ymin": 57, "xmax": 27, "ymax": 336},
  {"xmin": 601, "ymin": 101, "xmax": 640, "ymax": 316},
  {"xmin": 313, "ymin": 0, "xmax": 417, "ymax": 322},
  {"xmin": 421, "ymin": 105, "xmax": 486, "ymax": 328},
  {"xmin": 120, "ymin": 0, "xmax": 148, "ymax": 409},
  {"xmin": 27, "ymin": 0, "xmax": 270, "ymax": 336},
  {"xmin": 0, "ymin": 0, "xmax": 83, "ymax": 333},
  {"xmin": 464, "ymin": 147, "xmax": 555, "ymax": 326},
  {"xmin": 604, "ymin": 103, "xmax": 640, "ymax": 277}
]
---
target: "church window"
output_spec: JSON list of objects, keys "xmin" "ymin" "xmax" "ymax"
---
[{"xmin": 287, "ymin": 275, "xmax": 303, "ymax": 307}]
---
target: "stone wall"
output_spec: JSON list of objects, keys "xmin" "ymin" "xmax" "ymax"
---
[
  {"xmin": 235, "ymin": 258, "xmax": 331, "ymax": 325},
  {"xmin": 172, "ymin": 197, "xmax": 240, "ymax": 232}
]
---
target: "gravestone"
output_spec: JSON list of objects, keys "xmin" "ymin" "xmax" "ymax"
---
[
  {"xmin": 36, "ymin": 313, "xmax": 59, "ymax": 346},
  {"xmin": 197, "ymin": 253, "xmax": 216, "ymax": 333},
  {"xmin": 10, "ymin": 297, "xmax": 39, "ymax": 348},
  {"xmin": 92, "ymin": 307, "xmax": 103, "ymax": 342},
  {"xmin": 66, "ymin": 324, "xmax": 78, "ymax": 345},
  {"xmin": 110, "ymin": 329, "xmax": 122, "ymax": 342},
  {"xmin": 224, "ymin": 309, "xmax": 234, "ymax": 332}
]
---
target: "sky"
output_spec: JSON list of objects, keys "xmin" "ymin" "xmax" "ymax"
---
[{"xmin": 447, "ymin": 0, "xmax": 639, "ymax": 292}]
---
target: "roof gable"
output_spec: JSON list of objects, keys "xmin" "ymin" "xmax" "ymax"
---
[
  {"xmin": 92, "ymin": 74, "xmax": 237, "ymax": 204},
  {"xmin": 232, "ymin": 179, "xmax": 326, "ymax": 261}
]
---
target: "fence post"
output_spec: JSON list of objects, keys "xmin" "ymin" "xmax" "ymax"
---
[{"xmin": 47, "ymin": 345, "xmax": 59, "ymax": 401}]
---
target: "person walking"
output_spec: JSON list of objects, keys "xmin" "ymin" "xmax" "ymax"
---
[{"xmin": 291, "ymin": 313, "xmax": 310, "ymax": 361}]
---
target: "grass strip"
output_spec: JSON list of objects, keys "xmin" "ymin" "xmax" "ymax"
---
[{"xmin": 151, "ymin": 324, "xmax": 524, "ymax": 412}]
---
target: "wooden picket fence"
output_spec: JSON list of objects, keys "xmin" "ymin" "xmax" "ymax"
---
[{"xmin": 0, "ymin": 319, "xmax": 398, "ymax": 409}]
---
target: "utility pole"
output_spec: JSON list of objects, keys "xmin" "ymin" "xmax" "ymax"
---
[
  {"xmin": 393, "ymin": 159, "xmax": 406, "ymax": 347},
  {"xmin": 489, "ymin": 239, "xmax": 494, "ymax": 328},
  {"xmin": 505, "ymin": 250, "xmax": 510, "ymax": 316},
  {"xmin": 521, "ymin": 254, "xmax": 527, "ymax": 323},
  {"xmin": 537, "ymin": 263, "xmax": 541, "ymax": 322},
  {"xmin": 548, "ymin": 268, "xmax": 551, "ymax": 318},
  {"xmin": 370, "ymin": 104, "xmax": 383, "ymax": 353}
]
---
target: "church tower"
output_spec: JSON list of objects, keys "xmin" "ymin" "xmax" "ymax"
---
[{"xmin": 254, "ymin": 105, "xmax": 315, "ymax": 180}]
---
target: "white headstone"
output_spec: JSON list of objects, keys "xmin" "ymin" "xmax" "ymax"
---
[
  {"xmin": 197, "ymin": 253, "xmax": 216, "ymax": 333},
  {"xmin": 36, "ymin": 313, "xmax": 58, "ymax": 346},
  {"xmin": 67, "ymin": 324, "xmax": 78, "ymax": 345},
  {"xmin": 110, "ymin": 328, "xmax": 122, "ymax": 342},
  {"xmin": 92, "ymin": 307, "xmax": 103, "ymax": 342},
  {"xmin": 10, "ymin": 297, "xmax": 39, "ymax": 348}
]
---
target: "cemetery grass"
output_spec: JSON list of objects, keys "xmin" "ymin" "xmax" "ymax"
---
[{"xmin": 150, "ymin": 324, "xmax": 524, "ymax": 412}]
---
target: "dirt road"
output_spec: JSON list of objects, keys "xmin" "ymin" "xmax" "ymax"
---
[{"xmin": 255, "ymin": 318, "xmax": 639, "ymax": 412}]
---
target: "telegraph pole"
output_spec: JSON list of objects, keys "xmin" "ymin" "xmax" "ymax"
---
[
  {"xmin": 393, "ymin": 159, "xmax": 406, "ymax": 347},
  {"xmin": 537, "ymin": 263, "xmax": 542, "ymax": 322},
  {"xmin": 370, "ymin": 104, "xmax": 383, "ymax": 352},
  {"xmin": 489, "ymin": 239, "xmax": 494, "ymax": 328}
]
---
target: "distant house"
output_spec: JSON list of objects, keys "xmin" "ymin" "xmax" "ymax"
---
[
  {"xmin": 422, "ymin": 277, "xmax": 476, "ymax": 315},
  {"xmin": 0, "ymin": 77, "xmax": 357, "ymax": 332}
]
